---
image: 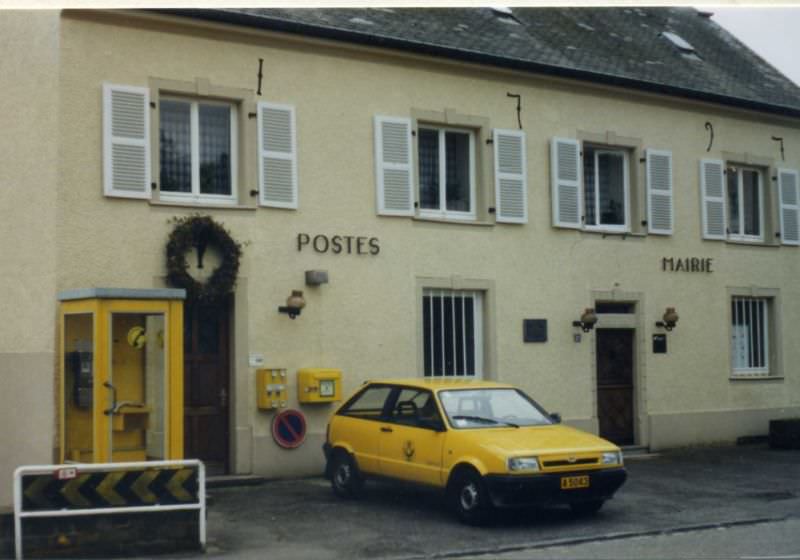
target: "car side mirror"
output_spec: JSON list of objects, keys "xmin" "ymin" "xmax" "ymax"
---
[{"xmin": 549, "ymin": 412, "xmax": 562, "ymax": 424}]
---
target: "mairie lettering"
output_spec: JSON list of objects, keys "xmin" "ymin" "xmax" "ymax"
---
[{"xmin": 662, "ymin": 257, "xmax": 713, "ymax": 273}]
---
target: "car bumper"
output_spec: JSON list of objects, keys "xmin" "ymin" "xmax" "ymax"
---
[{"xmin": 484, "ymin": 468, "xmax": 627, "ymax": 508}]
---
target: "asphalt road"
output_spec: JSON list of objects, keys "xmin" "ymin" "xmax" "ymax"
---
[
  {"xmin": 464, "ymin": 517, "xmax": 800, "ymax": 559},
  {"xmin": 200, "ymin": 444, "xmax": 800, "ymax": 560}
]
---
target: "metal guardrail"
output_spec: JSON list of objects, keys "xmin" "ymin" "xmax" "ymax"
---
[{"xmin": 13, "ymin": 459, "xmax": 205, "ymax": 560}]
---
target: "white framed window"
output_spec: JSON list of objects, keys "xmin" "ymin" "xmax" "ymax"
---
[
  {"xmin": 583, "ymin": 146, "xmax": 630, "ymax": 232},
  {"xmin": 422, "ymin": 289, "xmax": 483, "ymax": 378},
  {"xmin": 726, "ymin": 165, "xmax": 764, "ymax": 241},
  {"xmin": 417, "ymin": 126, "xmax": 476, "ymax": 220},
  {"xmin": 731, "ymin": 296, "xmax": 770, "ymax": 376},
  {"xmin": 551, "ymin": 138, "xmax": 652, "ymax": 234},
  {"xmin": 158, "ymin": 97, "xmax": 238, "ymax": 205}
]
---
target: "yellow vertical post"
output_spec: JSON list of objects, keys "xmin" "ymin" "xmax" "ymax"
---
[
  {"xmin": 58, "ymin": 310, "xmax": 66, "ymax": 464},
  {"xmin": 94, "ymin": 300, "xmax": 110, "ymax": 463},
  {"xmin": 169, "ymin": 299, "xmax": 184, "ymax": 459}
]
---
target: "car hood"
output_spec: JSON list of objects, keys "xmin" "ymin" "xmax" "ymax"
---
[{"xmin": 456, "ymin": 424, "xmax": 617, "ymax": 455}]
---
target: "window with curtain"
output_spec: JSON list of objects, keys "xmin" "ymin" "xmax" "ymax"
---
[
  {"xmin": 583, "ymin": 146, "xmax": 629, "ymax": 230},
  {"xmin": 417, "ymin": 126, "xmax": 475, "ymax": 219},
  {"xmin": 726, "ymin": 166, "xmax": 763, "ymax": 240},
  {"xmin": 159, "ymin": 97, "xmax": 236, "ymax": 203}
]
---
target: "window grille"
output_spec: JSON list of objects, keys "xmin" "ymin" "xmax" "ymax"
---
[
  {"xmin": 422, "ymin": 289, "xmax": 483, "ymax": 377},
  {"xmin": 731, "ymin": 297, "xmax": 769, "ymax": 375}
]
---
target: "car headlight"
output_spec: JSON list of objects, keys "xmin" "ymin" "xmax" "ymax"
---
[
  {"xmin": 507, "ymin": 457, "xmax": 540, "ymax": 472},
  {"xmin": 601, "ymin": 451, "xmax": 623, "ymax": 466}
]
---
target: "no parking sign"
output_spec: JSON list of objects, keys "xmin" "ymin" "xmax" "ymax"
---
[{"xmin": 271, "ymin": 409, "xmax": 307, "ymax": 449}]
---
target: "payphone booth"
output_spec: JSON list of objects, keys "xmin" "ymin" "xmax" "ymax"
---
[{"xmin": 58, "ymin": 288, "xmax": 185, "ymax": 463}]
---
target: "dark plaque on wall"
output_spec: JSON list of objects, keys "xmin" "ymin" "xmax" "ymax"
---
[
  {"xmin": 523, "ymin": 319, "xmax": 547, "ymax": 343},
  {"xmin": 653, "ymin": 334, "xmax": 667, "ymax": 354}
]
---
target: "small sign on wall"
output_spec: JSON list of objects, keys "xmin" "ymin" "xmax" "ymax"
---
[
  {"xmin": 653, "ymin": 334, "xmax": 667, "ymax": 354},
  {"xmin": 523, "ymin": 319, "xmax": 547, "ymax": 343}
]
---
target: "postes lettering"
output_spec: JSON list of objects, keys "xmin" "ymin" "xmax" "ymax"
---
[{"xmin": 297, "ymin": 233, "xmax": 380, "ymax": 255}]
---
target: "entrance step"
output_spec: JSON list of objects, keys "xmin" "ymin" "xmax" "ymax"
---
[
  {"xmin": 621, "ymin": 445, "xmax": 652, "ymax": 459},
  {"xmin": 207, "ymin": 475, "xmax": 269, "ymax": 489}
]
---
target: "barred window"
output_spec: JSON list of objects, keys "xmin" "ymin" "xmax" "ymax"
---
[
  {"xmin": 731, "ymin": 297, "xmax": 770, "ymax": 376},
  {"xmin": 422, "ymin": 289, "xmax": 483, "ymax": 377}
]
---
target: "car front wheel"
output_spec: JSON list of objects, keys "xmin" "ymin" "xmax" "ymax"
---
[
  {"xmin": 449, "ymin": 470, "xmax": 492, "ymax": 525},
  {"xmin": 330, "ymin": 452, "xmax": 363, "ymax": 499}
]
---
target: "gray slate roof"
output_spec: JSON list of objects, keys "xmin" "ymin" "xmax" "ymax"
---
[{"xmin": 168, "ymin": 7, "xmax": 800, "ymax": 118}]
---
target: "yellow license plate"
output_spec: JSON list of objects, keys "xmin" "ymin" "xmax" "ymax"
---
[{"xmin": 560, "ymin": 475, "xmax": 590, "ymax": 490}]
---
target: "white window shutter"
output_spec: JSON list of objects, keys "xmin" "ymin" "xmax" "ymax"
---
[
  {"xmin": 778, "ymin": 168, "xmax": 800, "ymax": 245},
  {"xmin": 374, "ymin": 115, "xmax": 414, "ymax": 216},
  {"xmin": 103, "ymin": 84, "xmax": 151, "ymax": 199},
  {"xmin": 550, "ymin": 137, "xmax": 582, "ymax": 228},
  {"xmin": 258, "ymin": 102, "xmax": 298, "ymax": 209},
  {"xmin": 646, "ymin": 149, "xmax": 674, "ymax": 235},
  {"xmin": 700, "ymin": 159, "xmax": 726, "ymax": 240},
  {"xmin": 493, "ymin": 129, "xmax": 527, "ymax": 224}
]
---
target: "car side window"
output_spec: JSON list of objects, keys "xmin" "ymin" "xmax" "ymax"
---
[
  {"xmin": 389, "ymin": 389, "xmax": 443, "ymax": 429},
  {"xmin": 338, "ymin": 386, "xmax": 392, "ymax": 420}
]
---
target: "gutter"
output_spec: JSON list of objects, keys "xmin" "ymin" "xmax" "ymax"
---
[{"xmin": 160, "ymin": 9, "xmax": 800, "ymax": 121}]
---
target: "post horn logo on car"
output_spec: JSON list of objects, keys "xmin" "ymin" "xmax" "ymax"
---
[
  {"xmin": 403, "ymin": 441, "xmax": 415, "ymax": 461},
  {"xmin": 567, "ymin": 456, "xmax": 577, "ymax": 464}
]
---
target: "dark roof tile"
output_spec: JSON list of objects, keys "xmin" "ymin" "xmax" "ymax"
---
[{"xmin": 165, "ymin": 7, "xmax": 800, "ymax": 117}]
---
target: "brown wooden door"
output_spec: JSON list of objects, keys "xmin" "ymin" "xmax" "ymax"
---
[
  {"xmin": 596, "ymin": 329, "xmax": 635, "ymax": 445},
  {"xmin": 184, "ymin": 299, "xmax": 230, "ymax": 475}
]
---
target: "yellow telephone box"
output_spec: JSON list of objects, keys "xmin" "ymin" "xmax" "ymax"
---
[{"xmin": 58, "ymin": 288, "xmax": 185, "ymax": 463}]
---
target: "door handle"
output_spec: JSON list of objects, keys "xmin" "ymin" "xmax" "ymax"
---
[
  {"xmin": 380, "ymin": 426, "xmax": 393, "ymax": 433},
  {"xmin": 103, "ymin": 381, "xmax": 117, "ymax": 415},
  {"xmin": 219, "ymin": 388, "xmax": 228, "ymax": 407}
]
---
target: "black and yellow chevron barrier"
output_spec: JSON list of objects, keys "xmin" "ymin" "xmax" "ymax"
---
[{"xmin": 22, "ymin": 466, "xmax": 198, "ymax": 511}]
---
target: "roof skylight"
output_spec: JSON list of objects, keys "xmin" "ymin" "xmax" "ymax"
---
[
  {"xmin": 661, "ymin": 31, "xmax": 695, "ymax": 53},
  {"xmin": 490, "ymin": 6, "xmax": 521, "ymax": 25}
]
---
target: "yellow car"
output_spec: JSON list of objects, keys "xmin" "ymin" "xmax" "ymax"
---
[{"xmin": 323, "ymin": 379, "xmax": 627, "ymax": 524}]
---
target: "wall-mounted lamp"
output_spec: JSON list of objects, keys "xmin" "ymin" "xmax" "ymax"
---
[
  {"xmin": 572, "ymin": 308, "xmax": 598, "ymax": 333},
  {"xmin": 278, "ymin": 290, "xmax": 306, "ymax": 319},
  {"xmin": 655, "ymin": 307, "xmax": 679, "ymax": 331}
]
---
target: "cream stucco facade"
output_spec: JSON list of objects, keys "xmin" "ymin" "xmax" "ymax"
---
[{"xmin": 1, "ymin": 10, "xmax": 799, "ymax": 508}]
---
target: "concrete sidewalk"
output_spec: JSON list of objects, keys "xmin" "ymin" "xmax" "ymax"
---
[{"xmin": 198, "ymin": 444, "xmax": 800, "ymax": 559}]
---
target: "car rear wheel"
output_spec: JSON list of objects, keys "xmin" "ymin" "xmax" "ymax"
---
[
  {"xmin": 570, "ymin": 499, "xmax": 604, "ymax": 516},
  {"xmin": 330, "ymin": 452, "xmax": 363, "ymax": 499},
  {"xmin": 449, "ymin": 470, "xmax": 492, "ymax": 525}
]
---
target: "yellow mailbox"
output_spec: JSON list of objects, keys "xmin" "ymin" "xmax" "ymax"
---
[
  {"xmin": 297, "ymin": 368, "xmax": 342, "ymax": 403},
  {"xmin": 257, "ymin": 368, "xmax": 288, "ymax": 410}
]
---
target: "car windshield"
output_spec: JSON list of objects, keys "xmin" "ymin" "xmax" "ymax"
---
[{"xmin": 438, "ymin": 388, "xmax": 553, "ymax": 429}]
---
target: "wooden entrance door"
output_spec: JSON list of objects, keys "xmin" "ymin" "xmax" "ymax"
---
[
  {"xmin": 596, "ymin": 329, "xmax": 635, "ymax": 445},
  {"xmin": 184, "ymin": 299, "xmax": 230, "ymax": 475}
]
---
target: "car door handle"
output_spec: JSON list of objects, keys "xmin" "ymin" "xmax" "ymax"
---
[{"xmin": 380, "ymin": 427, "xmax": 393, "ymax": 433}]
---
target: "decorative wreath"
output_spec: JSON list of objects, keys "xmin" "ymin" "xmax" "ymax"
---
[{"xmin": 165, "ymin": 215, "xmax": 243, "ymax": 303}]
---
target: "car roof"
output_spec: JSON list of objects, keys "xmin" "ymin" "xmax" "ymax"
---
[{"xmin": 366, "ymin": 378, "xmax": 514, "ymax": 391}]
